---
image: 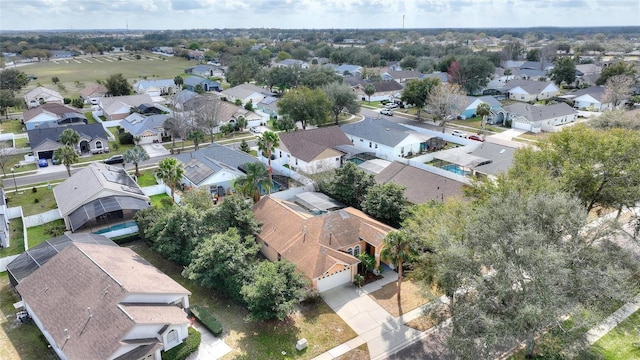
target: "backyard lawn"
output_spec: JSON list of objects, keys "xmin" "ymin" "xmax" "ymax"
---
[
  {"xmin": 135, "ymin": 170, "xmax": 158, "ymax": 187},
  {"xmin": 26, "ymin": 219, "xmax": 65, "ymax": 248},
  {"xmin": 6, "ymin": 187, "xmax": 57, "ymax": 216},
  {"xmin": 0, "ymin": 218, "xmax": 25, "ymax": 258},
  {"xmin": 0, "ymin": 120, "xmax": 24, "ymax": 134},
  {"xmin": 126, "ymin": 241, "xmax": 358, "ymax": 360}
]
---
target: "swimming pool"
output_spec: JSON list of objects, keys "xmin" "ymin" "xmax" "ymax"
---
[
  {"xmin": 93, "ymin": 221, "xmax": 138, "ymax": 234},
  {"xmin": 441, "ymin": 164, "xmax": 471, "ymax": 176}
]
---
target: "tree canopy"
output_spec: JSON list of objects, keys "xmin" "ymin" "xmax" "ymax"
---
[
  {"xmin": 105, "ymin": 73, "xmax": 132, "ymax": 96},
  {"xmin": 0, "ymin": 68, "xmax": 28, "ymax": 91},
  {"xmin": 277, "ymin": 86, "xmax": 330, "ymax": 129},
  {"xmin": 400, "ymin": 77, "xmax": 440, "ymax": 121},
  {"xmin": 323, "ymin": 81, "xmax": 360, "ymax": 125},
  {"xmin": 549, "ymin": 57, "xmax": 576, "ymax": 85}
]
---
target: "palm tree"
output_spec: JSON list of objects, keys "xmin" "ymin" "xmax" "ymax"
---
[
  {"xmin": 188, "ymin": 129, "xmax": 205, "ymax": 151},
  {"xmin": 123, "ymin": 146, "xmax": 149, "ymax": 177},
  {"xmin": 257, "ymin": 131, "xmax": 280, "ymax": 182},
  {"xmin": 59, "ymin": 128, "xmax": 80, "ymax": 147},
  {"xmin": 381, "ymin": 230, "xmax": 415, "ymax": 316},
  {"xmin": 233, "ymin": 162, "xmax": 272, "ymax": 203},
  {"xmin": 174, "ymin": 75, "xmax": 184, "ymax": 89},
  {"xmin": 364, "ymin": 83, "xmax": 375, "ymax": 104},
  {"xmin": 156, "ymin": 157, "xmax": 184, "ymax": 203},
  {"xmin": 54, "ymin": 145, "xmax": 78, "ymax": 177},
  {"xmin": 476, "ymin": 102, "xmax": 491, "ymax": 135}
]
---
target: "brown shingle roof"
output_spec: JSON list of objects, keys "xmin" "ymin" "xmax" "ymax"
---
[
  {"xmin": 374, "ymin": 161, "xmax": 465, "ymax": 204},
  {"xmin": 22, "ymin": 103, "xmax": 82, "ymax": 122},
  {"xmin": 253, "ymin": 196, "xmax": 395, "ymax": 279},
  {"xmin": 16, "ymin": 243, "xmax": 190, "ymax": 360},
  {"xmin": 278, "ymin": 126, "xmax": 352, "ymax": 163}
]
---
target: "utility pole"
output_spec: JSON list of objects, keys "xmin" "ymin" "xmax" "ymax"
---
[{"xmin": 403, "ymin": 15, "xmax": 405, "ymax": 29}]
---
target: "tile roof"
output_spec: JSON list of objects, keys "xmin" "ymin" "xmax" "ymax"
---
[
  {"xmin": 278, "ymin": 126, "xmax": 352, "ymax": 162},
  {"xmin": 253, "ymin": 196, "xmax": 395, "ymax": 279},
  {"xmin": 374, "ymin": 161, "xmax": 466, "ymax": 204},
  {"xmin": 16, "ymin": 243, "xmax": 189, "ymax": 360}
]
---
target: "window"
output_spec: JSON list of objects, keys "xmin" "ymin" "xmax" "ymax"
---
[
  {"xmin": 167, "ymin": 329, "xmax": 178, "ymax": 345},
  {"xmin": 369, "ymin": 142, "xmax": 372, "ymax": 148},
  {"xmin": 347, "ymin": 248, "xmax": 353, "ymax": 255},
  {"xmin": 354, "ymin": 245, "xmax": 361, "ymax": 257},
  {"xmin": 279, "ymin": 151, "xmax": 282, "ymax": 158},
  {"xmin": 95, "ymin": 141, "xmax": 103, "ymax": 149},
  {"xmin": 375, "ymin": 144, "xmax": 378, "ymax": 149}
]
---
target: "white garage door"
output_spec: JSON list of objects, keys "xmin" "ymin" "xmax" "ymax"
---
[{"xmin": 317, "ymin": 268, "xmax": 352, "ymax": 292}]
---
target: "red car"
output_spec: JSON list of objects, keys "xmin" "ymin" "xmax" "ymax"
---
[{"xmin": 468, "ymin": 135, "xmax": 484, "ymax": 142}]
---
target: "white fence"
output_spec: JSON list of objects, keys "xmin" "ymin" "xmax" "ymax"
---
[
  {"xmin": 142, "ymin": 184, "xmax": 167, "ymax": 196},
  {"xmin": 0, "ymin": 206, "xmax": 26, "ymax": 272},
  {"xmin": 23, "ymin": 209, "xmax": 63, "ymax": 228},
  {"xmin": 0, "ymin": 254, "xmax": 19, "ymax": 272}
]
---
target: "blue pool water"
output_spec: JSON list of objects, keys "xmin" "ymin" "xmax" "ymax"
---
[
  {"xmin": 442, "ymin": 164, "xmax": 471, "ymax": 176},
  {"xmin": 93, "ymin": 221, "xmax": 138, "ymax": 234}
]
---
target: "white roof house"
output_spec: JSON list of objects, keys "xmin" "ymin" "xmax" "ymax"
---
[{"xmin": 24, "ymin": 87, "xmax": 64, "ymax": 108}]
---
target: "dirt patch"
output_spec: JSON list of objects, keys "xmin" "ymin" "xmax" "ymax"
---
[
  {"xmin": 405, "ymin": 303, "xmax": 450, "ymax": 332},
  {"xmin": 335, "ymin": 343, "xmax": 369, "ymax": 360},
  {"xmin": 368, "ymin": 280, "xmax": 434, "ymax": 318}
]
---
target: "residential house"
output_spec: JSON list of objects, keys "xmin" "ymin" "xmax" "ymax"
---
[
  {"xmin": 381, "ymin": 70, "xmax": 423, "ymax": 83},
  {"xmin": 341, "ymin": 118, "xmax": 444, "ymax": 158},
  {"xmin": 213, "ymin": 98, "xmax": 263, "ymax": 128},
  {"xmin": 53, "ymin": 162, "xmax": 150, "ymax": 232},
  {"xmin": 133, "ymin": 79, "xmax": 177, "ymax": 97},
  {"xmin": 79, "ymin": 84, "xmax": 108, "ymax": 105},
  {"xmin": 568, "ymin": 86, "xmax": 611, "ymax": 111},
  {"xmin": 220, "ymin": 83, "xmax": 274, "ymax": 106},
  {"xmin": 420, "ymin": 72, "xmax": 449, "ymax": 84},
  {"xmin": 0, "ymin": 189, "xmax": 8, "ymax": 248},
  {"xmin": 10, "ymin": 237, "xmax": 190, "ymax": 360},
  {"xmin": 460, "ymin": 95, "xmax": 502, "ymax": 119},
  {"xmin": 499, "ymin": 79, "xmax": 560, "ymax": 102},
  {"xmin": 326, "ymin": 64, "xmax": 363, "ymax": 78},
  {"xmin": 120, "ymin": 113, "xmax": 169, "ymax": 144},
  {"xmin": 24, "ymin": 87, "xmax": 64, "ymax": 108},
  {"xmin": 515, "ymin": 61, "xmax": 549, "ymax": 80},
  {"xmin": 274, "ymin": 58, "xmax": 309, "ymax": 69},
  {"xmin": 185, "ymin": 64, "xmax": 225, "ymax": 78},
  {"xmin": 28, "ymin": 123, "xmax": 109, "ymax": 160},
  {"xmin": 183, "ymin": 76, "xmax": 221, "ymax": 92},
  {"xmin": 497, "ymin": 102, "xmax": 578, "ymax": 132},
  {"xmin": 22, "ymin": 103, "xmax": 87, "ymax": 130},
  {"xmin": 255, "ymin": 96, "xmax": 281, "ymax": 119},
  {"xmin": 174, "ymin": 143, "xmax": 263, "ymax": 196},
  {"xmin": 348, "ymin": 79, "xmax": 403, "ymax": 102},
  {"xmin": 99, "ymin": 94, "xmax": 154, "ymax": 121},
  {"xmin": 374, "ymin": 161, "xmax": 466, "ymax": 204},
  {"xmin": 575, "ymin": 64, "xmax": 602, "ymax": 86},
  {"xmin": 169, "ymin": 89, "xmax": 201, "ymax": 111},
  {"xmin": 253, "ymin": 194, "xmax": 396, "ymax": 292},
  {"xmin": 273, "ymin": 126, "xmax": 352, "ymax": 174}
]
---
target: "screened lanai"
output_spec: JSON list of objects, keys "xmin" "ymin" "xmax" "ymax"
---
[{"xmin": 67, "ymin": 196, "xmax": 150, "ymax": 232}]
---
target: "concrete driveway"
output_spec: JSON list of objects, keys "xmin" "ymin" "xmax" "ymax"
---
[
  {"xmin": 316, "ymin": 272, "xmax": 425, "ymax": 360},
  {"xmin": 142, "ymin": 143, "xmax": 170, "ymax": 157}
]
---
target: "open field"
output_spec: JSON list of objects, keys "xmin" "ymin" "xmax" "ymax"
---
[{"xmin": 19, "ymin": 52, "xmax": 199, "ymax": 99}]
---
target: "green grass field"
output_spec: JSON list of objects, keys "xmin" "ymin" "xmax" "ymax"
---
[
  {"xmin": 20, "ymin": 52, "xmax": 199, "ymax": 99},
  {"xmin": 592, "ymin": 309, "xmax": 640, "ymax": 359}
]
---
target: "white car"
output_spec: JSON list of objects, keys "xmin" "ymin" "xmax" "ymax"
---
[
  {"xmin": 385, "ymin": 103, "xmax": 400, "ymax": 109},
  {"xmin": 452, "ymin": 130, "xmax": 468, "ymax": 138},
  {"xmin": 380, "ymin": 108, "xmax": 394, "ymax": 116}
]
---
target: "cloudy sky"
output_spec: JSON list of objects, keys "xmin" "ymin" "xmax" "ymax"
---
[{"xmin": 0, "ymin": 0, "xmax": 638, "ymax": 31}]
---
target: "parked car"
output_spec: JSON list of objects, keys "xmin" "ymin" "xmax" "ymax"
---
[
  {"xmin": 385, "ymin": 103, "xmax": 399, "ymax": 109},
  {"xmin": 38, "ymin": 158, "xmax": 48, "ymax": 167},
  {"xmin": 380, "ymin": 108, "xmax": 394, "ymax": 116},
  {"xmin": 52, "ymin": 156, "xmax": 61, "ymax": 165},
  {"xmin": 452, "ymin": 130, "xmax": 468, "ymax": 138},
  {"xmin": 103, "ymin": 155, "xmax": 124, "ymax": 164},
  {"xmin": 468, "ymin": 134, "xmax": 484, "ymax": 142}
]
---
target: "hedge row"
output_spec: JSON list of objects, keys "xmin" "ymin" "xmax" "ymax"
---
[
  {"xmin": 161, "ymin": 327, "xmax": 201, "ymax": 360},
  {"xmin": 190, "ymin": 304, "xmax": 223, "ymax": 336}
]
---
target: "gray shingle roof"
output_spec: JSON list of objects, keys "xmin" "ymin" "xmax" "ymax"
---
[
  {"xmin": 340, "ymin": 118, "xmax": 412, "ymax": 147},
  {"xmin": 120, "ymin": 114, "xmax": 169, "ymax": 136},
  {"xmin": 571, "ymin": 86, "xmax": 605, "ymax": 102},
  {"xmin": 27, "ymin": 123, "xmax": 108, "ymax": 149},
  {"xmin": 500, "ymin": 79, "xmax": 555, "ymax": 95},
  {"xmin": 174, "ymin": 143, "xmax": 262, "ymax": 186},
  {"xmin": 278, "ymin": 126, "xmax": 352, "ymax": 163},
  {"xmin": 220, "ymin": 83, "xmax": 273, "ymax": 100},
  {"xmin": 503, "ymin": 102, "xmax": 577, "ymax": 122}
]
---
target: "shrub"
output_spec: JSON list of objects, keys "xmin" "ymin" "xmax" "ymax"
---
[
  {"xmin": 161, "ymin": 327, "xmax": 201, "ymax": 360},
  {"xmin": 118, "ymin": 132, "xmax": 134, "ymax": 145},
  {"xmin": 190, "ymin": 305, "xmax": 223, "ymax": 336},
  {"xmin": 32, "ymin": 187, "xmax": 37, "ymax": 193},
  {"xmin": 63, "ymin": 98, "xmax": 71, "ymax": 104},
  {"xmin": 45, "ymin": 223, "xmax": 65, "ymax": 237},
  {"xmin": 160, "ymin": 197, "xmax": 174, "ymax": 208},
  {"xmin": 353, "ymin": 274, "xmax": 364, "ymax": 287},
  {"xmin": 33, "ymin": 198, "xmax": 39, "ymax": 203}
]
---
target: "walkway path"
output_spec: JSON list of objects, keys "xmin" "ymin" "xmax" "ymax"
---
[{"xmin": 313, "ymin": 272, "xmax": 440, "ymax": 360}]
